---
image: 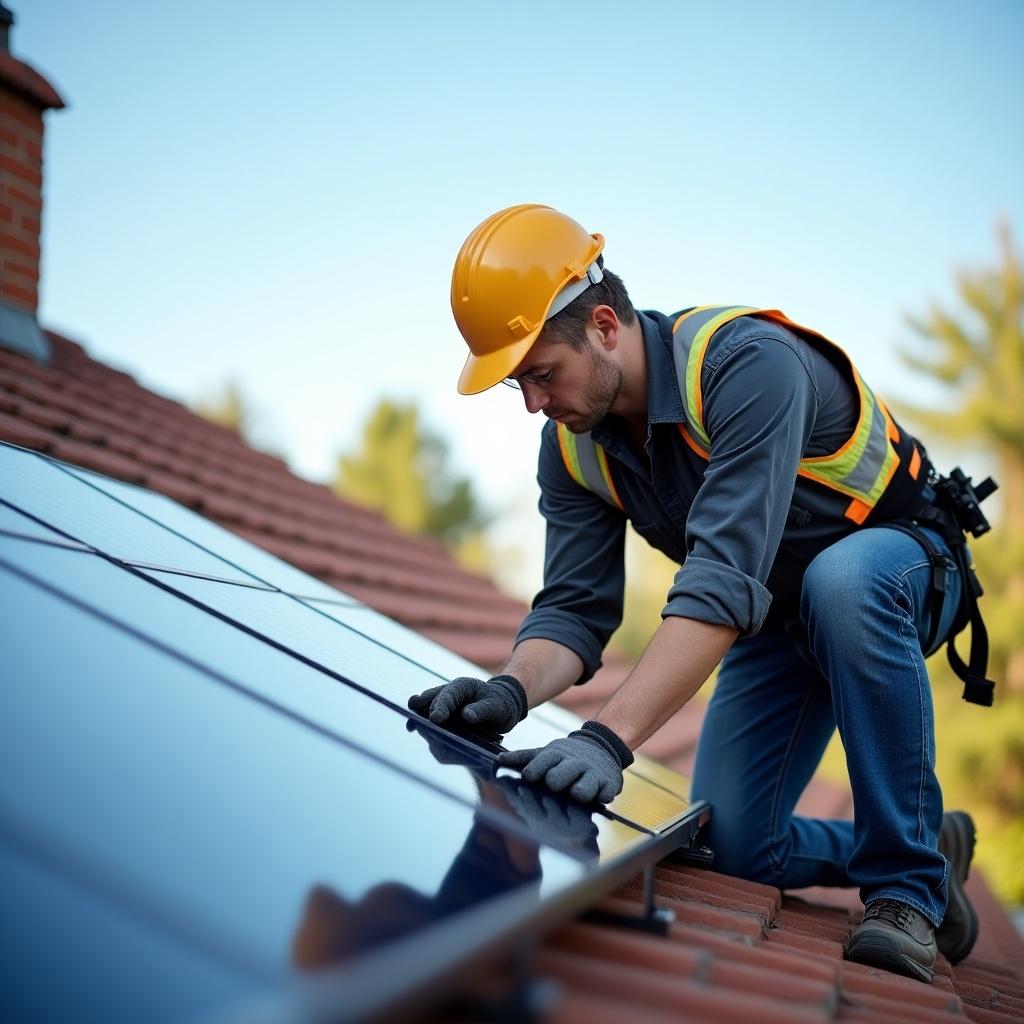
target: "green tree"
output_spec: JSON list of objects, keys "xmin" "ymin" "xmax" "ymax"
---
[{"xmin": 334, "ymin": 398, "xmax": 489, "ymax": 546}]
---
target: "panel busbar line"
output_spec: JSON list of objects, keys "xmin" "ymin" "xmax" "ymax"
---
[{"xmin": 1, "ymin": 443, "xmax": 689, "ymax": 808}]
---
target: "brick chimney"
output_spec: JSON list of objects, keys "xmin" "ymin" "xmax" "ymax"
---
[{"xmin": 0, "ymin": 2, "xmax": 64, "ymax": 362}]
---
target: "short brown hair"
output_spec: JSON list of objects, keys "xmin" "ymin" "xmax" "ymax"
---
[{"xmin": 541, "ymin": 259, "xmax": 636, "ymax": 351}]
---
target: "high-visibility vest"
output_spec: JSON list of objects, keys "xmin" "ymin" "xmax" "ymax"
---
[{"xmin": 557, "ymin": 305, "xmax": 924, "ymax": 525}]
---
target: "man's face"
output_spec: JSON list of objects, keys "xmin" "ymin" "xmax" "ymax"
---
[{"xmin": 508, "ymin": 328, "xmax": 623, "ymax": 433}]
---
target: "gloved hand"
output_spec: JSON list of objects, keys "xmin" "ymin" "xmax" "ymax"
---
[
  {"xmin": 497, "ymin": 721, "xmax": 634, "ymax": 804},
  {"xmin": 407, "ymin": 674, "xmax": 528, "ymax": 734}
]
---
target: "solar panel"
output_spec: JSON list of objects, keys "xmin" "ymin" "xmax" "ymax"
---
[{"xmin": 1, "ymin": 443, "xmax": 709, "ymax": 1021}]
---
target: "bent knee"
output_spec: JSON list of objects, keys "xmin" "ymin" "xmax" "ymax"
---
[{"xmin": 705, "ymin": 823, "xmax": 785, "ymax": 884}]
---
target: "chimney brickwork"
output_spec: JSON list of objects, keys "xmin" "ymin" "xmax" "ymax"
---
[
  {"xmin": 0, "ymin": 86, "xmax": 45, "ymax": 311},
  {"xmin": 0, "ymin": 3, "xmax": 64, "ymax": 360}
]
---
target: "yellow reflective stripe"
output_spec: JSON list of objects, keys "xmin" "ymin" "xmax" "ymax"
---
[
  {"xmin": 800, "ymin": 367, "xmax": 874, "ymax": 480},
  {"xmin": 557, "ymin": 423, "xmax": 586, "ymax": 487},
  {"xmin": 594, "ymin": 443, "xmax": 624, "ymax": 510},
  {"xmin": 684, "ymin": 306, "xmax": 756, "ymax": 447},
  {"xmin": 672, "ymin": 304, "xmax": 722, "ymax": 334},
  {"xmin": 863, "ymin": 402, "xmax": 900, "ymax": 505}
]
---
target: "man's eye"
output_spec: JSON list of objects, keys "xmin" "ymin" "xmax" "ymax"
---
[{"xmin": 536, "ymin": 370, "xmax": 554, "ymax": 384}]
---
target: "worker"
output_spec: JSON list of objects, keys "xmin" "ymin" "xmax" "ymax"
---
[{"xmin": 409, "ymin": 205, "xmax": 993, "ymax": 983}]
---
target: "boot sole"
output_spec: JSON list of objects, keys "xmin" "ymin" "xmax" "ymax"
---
[
  {"xmin": 845, "ymin": 933, "xmax": 935, "ymax": 984},
  {"xmin": 938, "ymin": 811, "xmax": 979, "ymax": 964}
]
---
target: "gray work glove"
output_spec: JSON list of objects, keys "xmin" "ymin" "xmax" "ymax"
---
[
  {"xmin": 497, "ymin": 721, "xmax": 634, "ymax": 804},
  {"xmin": 407, "ymin": 674, "xmax": 528, "ymax": 734}
]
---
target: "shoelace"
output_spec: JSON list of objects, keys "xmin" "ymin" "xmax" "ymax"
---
[{"xmin": 863, "ymin": 899, "xmax": 916, "ymax": 929}]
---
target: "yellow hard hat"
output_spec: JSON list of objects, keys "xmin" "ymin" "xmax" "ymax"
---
[{"xmin": 451, "ymin": 204, "xmax": 605, "ymax": 394}]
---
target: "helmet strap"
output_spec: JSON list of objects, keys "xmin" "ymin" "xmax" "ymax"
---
[{"xmin": 546, "ymin": 262, "xmax": 604, "ymax": 320}]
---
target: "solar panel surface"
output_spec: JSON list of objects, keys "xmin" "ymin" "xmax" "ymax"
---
[{"xmin": 0, "ymin": 443, "xmax": 706, "ymax": 1022}]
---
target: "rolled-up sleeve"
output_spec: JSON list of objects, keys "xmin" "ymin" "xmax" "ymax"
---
[
  {"xmin": 663, "ymin": 324, "xmax": 818, "ymax": 635},
  {"xmin": 515, "ymin": 422, "xmax": 627, "ymax": 683}
]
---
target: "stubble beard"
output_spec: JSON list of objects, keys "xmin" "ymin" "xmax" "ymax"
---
[{"xmin": 563, "ymin": 346, "xmax": 623, "ymax": 434}]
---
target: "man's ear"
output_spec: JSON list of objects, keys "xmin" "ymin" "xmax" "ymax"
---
[{"xmin": 591, "ymin": 305, "xmax": 620, "ymax": 351}]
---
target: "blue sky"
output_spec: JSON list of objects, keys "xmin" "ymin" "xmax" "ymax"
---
[{"xmin": 20, "ymin": 1, "xmax": 1024, "ymax": 593}]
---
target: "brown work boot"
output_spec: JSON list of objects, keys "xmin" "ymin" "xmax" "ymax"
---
[
  {"xmin": 937, "ymin": 810, "xmax": 979, "ymax": 964},
  {"xmin": 845, "ymin": 899, "xmax": 937, "ymax": 983}
]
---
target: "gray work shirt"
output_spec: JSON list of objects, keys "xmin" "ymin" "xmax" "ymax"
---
[{"xmin": 514, "ymin": 307, "xmax": 870, "ymax": 683}]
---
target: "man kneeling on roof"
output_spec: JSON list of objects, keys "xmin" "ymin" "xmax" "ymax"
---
[{"xmin": 409, "ymin": 205, "xmax": 994, "ymax": 983}]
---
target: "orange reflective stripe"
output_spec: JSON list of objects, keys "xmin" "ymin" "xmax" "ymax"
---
[
  {"xmin": 594, "ymin": 444, "xmax": 624, "ymax": 509},
  {"xmin": 909, "ymin": 447, "xmax": 922, "ymax": 480},
  {"xmin": 677, "ymin": 423, "xmax": 710, "ymax": 460},
  {"xmin": 844, "ymin": 498, "xmax": 872, "ymax": 524}
]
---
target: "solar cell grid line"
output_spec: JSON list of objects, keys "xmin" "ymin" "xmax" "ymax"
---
[
  {"xmin": 2, "ymin": 443, "xmax": 689, "ymax": 815},
  {"xmin": 305, "ymin": 598, "xmax": 692, "ymax": 801},
  {"xmin": 0, "ymin": 556, "xmax": 591, "ymax": 989},
  {"xmin": 0, "ymin": 511, "xmax": 689, "ymax": 827},
  {"xmin": 0, "ymin": 547, "xmax": 624, "ymax": 863},
  {"xmin": 0, "ymin": 443, "xmax": 258, "ymax": 583},
  {"xmin": 62, "ymin": 460, "xmax": 362, "ymax": 604},
  {"xmin": 0, "ymin": 498, "xmax": 90, "ymax": 548},
  {"xmin": 140, "ymin": 569, "xmax": 693, "ymax": 834}
]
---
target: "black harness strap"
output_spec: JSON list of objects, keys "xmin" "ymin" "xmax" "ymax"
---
[
  {"xmin": 892, "ymin": 497, "xmax": 995, "ymax": 707},
  {"xmin": 884, "ymin": 521, "xmax": 950, "ymax": 656}
]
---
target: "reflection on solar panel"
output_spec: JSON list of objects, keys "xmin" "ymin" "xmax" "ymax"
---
[{"xmin": 0, "ymin": 442, "xmax": 709, "ymax": 1023}]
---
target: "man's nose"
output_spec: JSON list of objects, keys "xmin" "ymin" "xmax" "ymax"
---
[{"xmin": 521, "ymin": 383, "xmax": 548, "ymax": 415}]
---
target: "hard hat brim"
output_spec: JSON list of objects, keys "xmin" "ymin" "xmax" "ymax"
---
[{"xmin": 456, "ymin": 327, "xmax": 543, "ymax": 395}]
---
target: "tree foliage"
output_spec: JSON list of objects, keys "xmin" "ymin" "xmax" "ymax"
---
[
  {"xmin": 334, "ymin": 398, "xmax": 489, "ymax": 545},
  {"xmin": 194, "ymin": 380, "xmax": 257, "ymax": 436}
]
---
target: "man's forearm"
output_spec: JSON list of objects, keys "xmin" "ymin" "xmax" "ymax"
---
[
  {"xmin": 501, "ymin": 638, "xmax": 584, "ymax": 709},
  {"xmin": 594, "ymin": 616, "xmax": 738, "ymax": 749}
]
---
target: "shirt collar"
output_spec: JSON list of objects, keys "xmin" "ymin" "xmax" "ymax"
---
[
  {"xmin": 589, "ymin": 309, "xmax": 686, "ymax": 449},
  {"xmin": 637, "ymin": 309, "xmax": 686, "ymax": 424}
]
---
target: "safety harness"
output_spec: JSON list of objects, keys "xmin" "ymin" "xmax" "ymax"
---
[
  {"xmin": 887, "ymin": 469, "xmax": 998, "ymax": 706},
  {"xmin": 556, "ymin": 305, "xmax": 999, "ymax": 705}
]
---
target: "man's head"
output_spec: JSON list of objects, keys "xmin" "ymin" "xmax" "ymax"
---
[
  {"xmin": 506, "ymin": 263, "xmax": 636, "ymax": 432},
  {"xmin": 451, "ymin": 204, "xmax": 639, "ymax": 429}
]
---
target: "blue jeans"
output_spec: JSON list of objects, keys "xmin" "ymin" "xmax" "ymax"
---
[{"xmin": 691, "ymin": 525, "xmax": 963, "ymax": 926}]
